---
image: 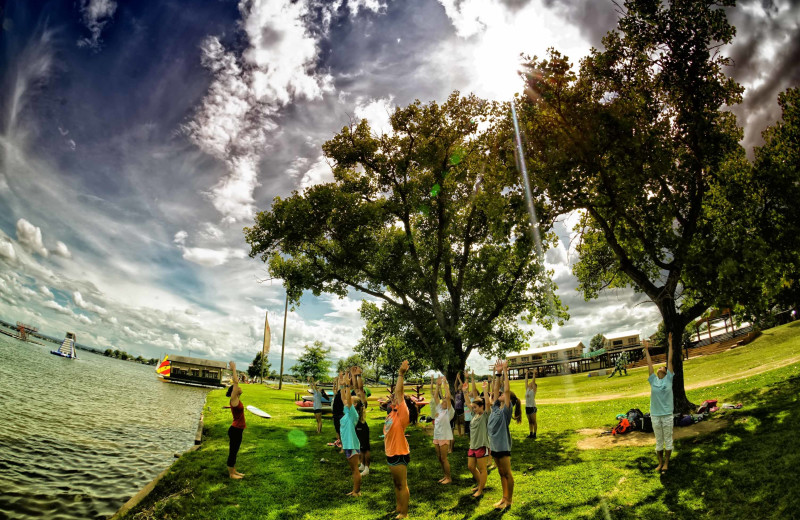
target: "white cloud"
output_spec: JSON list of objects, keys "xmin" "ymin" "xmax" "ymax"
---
[
  {"xmin": 354, "ymin": 96, "xmax": 395, "ymax": 136},
  {"xmin": 52, "ymin": 241, "xmax": 72, "ymax": 258},
  {"xmin": 186, "ymin": 0, "xmax": 334, "ymax": 223},
  {"xmin": 299, "ymin": 156, "xmax": 333, "ymax": 189},
  {"xmin": 181, "ymin": 246, "xmax": 247, "ymax": 267},
  {"xmin": 16, "ymin": 218, "xmax": 48, "ymax": 257},
  {"xmin": 43, "ymin": 300, "xmax": 73, "ymax": 316},
  {"xmin": 0, "ymin": 239, "xmax": 16, "ymax": 262},
  {"xmin": 345, "ymin": 0, "xmax": 386, "ymax": 17},
  {"xmin": 39, "ymin": 285, "xmax": 54, "ymax": 298},
  {"xmin": 73, "ymin": 291, "xmax": 108, "ymax": 315},
  {"xmin": 174, "ymin": 230, "xmax": 188, "ymax": 245},
  {"xmin": 77, "ymin": 313, "xmax": 93, "ymax": 325},
  {"xmin": 77, "ymin": 0, "xmax": 117, "ymax": 49}
]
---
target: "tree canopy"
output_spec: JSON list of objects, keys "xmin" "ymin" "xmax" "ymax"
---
[
  {"xmin": 246, "ymin": 92, "xmax": 565, "ymax": 381},
  {"xmin": 247, "ymin": 351, "xmax": 271, "ymax": 383},
  {"xmin": 290, "ymin": 341, "xmax": 332, "ymax": 381},
  {"xmin": 518, "ymin": 0, "xmax": 748, "ymax": 411},
  {"xmin": 589, "ymin": 333, "xmax": 604, "ymax": 352}
]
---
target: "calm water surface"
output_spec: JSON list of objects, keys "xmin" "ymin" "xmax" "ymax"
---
[{"xmin": 0, "ymin": 335, "xmax": 209, "ymax": 520}]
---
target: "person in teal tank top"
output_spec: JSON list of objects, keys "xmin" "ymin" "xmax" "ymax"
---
[{"xmin": 645, "ymin": 333, "xmax": 675, "ymax": 475}]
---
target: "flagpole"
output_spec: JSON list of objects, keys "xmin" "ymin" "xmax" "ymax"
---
[
  {"xmin": 261, "ymin": 310, "xmax": 269, "ymax": 384},
  {"xmin": 278, "ymin": 292, "xmax": 289, "ymax": 390}
]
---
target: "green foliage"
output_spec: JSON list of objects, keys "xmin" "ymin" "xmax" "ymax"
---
[
  {"xmin": 589, "ymin": 333, "xmax": 604, "ymax": 352},
  {"xmin": 247, "ymin": 352, "xmax": 271, "ymax": 383},
  {"xmin": 245, "ymin": 92, "xmax": 565, "ymax": 381},
  {"xmin": 518, "ymin": 0, "xmax": 750, "ymax": 410},
  {"xmin": 651, "ymin": 320, "xmax": 693, "ymax": 349},
  {"xmin": 335, "ymin": 353, "xmax": 365, "ymax": 375},
  {"xmin": 290, "ymin": 341, "xmax": 333, "ymax": 382},
  {"xmin": 354, "ymin": 301, "xmax": 427, "ymax": 383}
]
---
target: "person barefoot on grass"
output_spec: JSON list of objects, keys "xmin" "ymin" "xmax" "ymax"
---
[
  {"xmin": 464, "ymin": 371, "xmax": 476, "ymax": 438},
  {"xmin": 385, "ymin": 360, "xmax": 412, "ymax": 519},
  {"xmin": 646, "ymin": 333, "xmax": 675, "ymax": 475},
  {"xmin": 339, "ymin": 368, "xmax": 362, "ymax": 496},
  {"xmin": 488, "ymin": 360, "xmax": 520, "ymax": 509},
  {"xmin": 467, "ymin": 380, "xmax": 491, "ymax": 498},
  {"xmin": 454, "ymin": 372, "xmax": 466, "ymax": 437},
  {"xmin": 225, "ymin": 361, "xmax": 246, "ymax": 479},
  {"xmin": 353, "ymin": 367, "xmax": 372, "ymax": 476},
  {"xmin": 525, "ymin": 369, "xmax": 538, "ymax": 439},
  {"xmin": 308, "ymin": 376, "xmax": 324, "ymax": 434},
  {"xmin": 431, "ymin": 375, "xmax": 455, "ymax": 484}
]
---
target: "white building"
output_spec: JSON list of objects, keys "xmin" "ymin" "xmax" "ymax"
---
[
  {"xmin": 602, "ymin": 331, "xmax": 641, "ymax": 350},
  {"xmin": 507, "ymin": 341, "xmax": 586, "ymax": 368}
]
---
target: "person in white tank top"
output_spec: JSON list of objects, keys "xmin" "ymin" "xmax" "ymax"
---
[{"xmin": 524, "ymin": 370, "xmax": 538, "ymax": 439}]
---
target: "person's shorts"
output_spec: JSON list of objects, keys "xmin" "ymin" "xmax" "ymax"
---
[
  {"xmin": 333, "ymin": 416, "xmax": 342, "ymax": 434},
  {"xmin": 465, "ymin": 420, "xmax": 471, "ymax": 435},
  {"xmin": 467, "ymin": 447, "xmax": 490, "ymax": 458},
  {"xmin": 313, "ymin": 409, "xmax": 322, "ymax": 414},
  {"xmin": 386, "ymin": 454, "xmax": 410, "ymax": 466},
  {"xmin": 526, "ymin": 406, "xmax": 538, "ymax": 415},
  {"xmin": 492, "ymin": 450, "xmax": 511, "ymax": 459},
  {"xmin": 356, "ymin": 432, "xmax": 371, "ymax": 451},
  {"xmin": 433, "ymin": 438, "xmax": 451, "ymax": 446},
  {"xmin": 344, "ymin": 448, "xmax": 361, "ymax": 459}
]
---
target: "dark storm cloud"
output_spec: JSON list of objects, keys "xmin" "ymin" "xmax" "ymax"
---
[{"xmin": 541, "ymin": 0, "xmax": 620, "ymax": 48}]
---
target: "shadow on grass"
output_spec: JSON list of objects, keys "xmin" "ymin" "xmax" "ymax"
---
[{"xmin": 613, "ymin": 375, "xmax": 800, "ymax": 520}]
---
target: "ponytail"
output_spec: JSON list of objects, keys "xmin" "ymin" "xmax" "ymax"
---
[{"xmin": 509, "ymin": 391, "xmax": 522, "ymax": 424}]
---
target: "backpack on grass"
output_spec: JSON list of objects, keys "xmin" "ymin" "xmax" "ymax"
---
[
  {"xmin": 626, "ymin": 408, "xmax": 644, "ymax": 431},
  {"xmin": 612, "ymin": 418, "xmax": 632, "ymax": 435},
  {"xmin": 642, "ymin": 413, "xmax": 654, "ymax": 433}
]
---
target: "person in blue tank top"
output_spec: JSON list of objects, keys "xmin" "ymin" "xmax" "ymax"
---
[
  {"xmin": 645, "ymin": 333, "xmax": 675, "ymax": 475},
  {"xmin": 338, "ymin": 368, "xmax": 362, "ymax": 496}
]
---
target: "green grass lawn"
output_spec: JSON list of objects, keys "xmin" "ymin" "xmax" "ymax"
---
[{"xmin": 121, "ymin": 322, "xmax": 800, "ymax": 520}]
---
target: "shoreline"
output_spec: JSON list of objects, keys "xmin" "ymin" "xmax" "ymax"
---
[{"xmin": 109, "ymin": 393, "xmax": 208, "ymax": 520}]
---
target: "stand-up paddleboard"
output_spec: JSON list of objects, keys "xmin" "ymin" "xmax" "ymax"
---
[{"xmin": 246, "ymin": 405, "xmax": 271, "ymax": 418}]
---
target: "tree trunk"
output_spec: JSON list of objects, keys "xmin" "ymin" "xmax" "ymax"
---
[{"xmin": 658, "ymin": 303, "xmax": 696, "ymax": 414}]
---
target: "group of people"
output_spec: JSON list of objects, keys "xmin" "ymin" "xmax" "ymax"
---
[{"xmin": 222, "ymin": 333, "xmax": 676, "ymax": 516}]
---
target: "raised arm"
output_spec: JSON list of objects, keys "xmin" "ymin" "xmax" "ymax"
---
[
  {"xmin": 354, "ymin": 366, "xmax": 366, "ymax": 402},
  {"xmin": 431, "ymin": 375, "xmax": 439, "ymax": 406},
  {"xmin": 442, "ymin": 377, "xmax": 451, "ymax": 408},
  {"xmin": 396, "ymin": 360, "xmax": 409, "ymax": 401},
  {"xmin": 229, "ymin": 361, "xmax": 240, "ymax": 407},
  {"xmin": 492, "ymin": 360, "xmax": 502, "ymax": 403},
  {"xmin": 525, "ymin": 368, "xmax": 529, "ymax": 389},
  {"xmin": 667, "ymin": 333, "xmax": 674, "ymax": 373},
  {"xmin": 502, "ymin": 361, "xmax": 511, "ymax": 408},
  {"xmin": 469, "ymin": 371, "xmax": 478, "ymax": 400},
  {"xmin": 342, "ymin": 371, "xmax": 353, "ymax": 407},
  {"xmin": 644, "ymin": 345, "xmax": 654, "ymax": 375}
]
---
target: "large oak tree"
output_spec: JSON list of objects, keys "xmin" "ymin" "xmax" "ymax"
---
[
  {"xmin": 518, "ymin": 0, "xmax": 747, "ymax": 412},
  {"xmin": 245, "ymin": 92, "xmax": 564, "ymax": 382}
]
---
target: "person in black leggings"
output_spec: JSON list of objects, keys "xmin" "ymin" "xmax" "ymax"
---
[{"xmin": 226, "ymin": 361, "xmax": 246, "ymax": 479}]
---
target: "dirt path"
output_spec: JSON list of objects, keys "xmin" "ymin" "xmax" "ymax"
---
[
  {"xmin": 576, "ymin": 417, "xmax": 733, "ymax": 450},
  {"xmin": 537, "ymin": 354, "xmax": 800, "ymax": 405}
]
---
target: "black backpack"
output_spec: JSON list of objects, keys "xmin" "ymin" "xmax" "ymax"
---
[
  {"xmin": 642, "ymin": 413, "xmax": 654, "ymax": 433},
  {"xmin": 626, "ymin": 408, "xmax": 644, "ymax": 431}
]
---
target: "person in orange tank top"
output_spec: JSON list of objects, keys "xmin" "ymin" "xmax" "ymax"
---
[
  {"xmin": 384, "ymin": 360, "xmax": 411, "ymax": 519},
  {"xmin": 226, "ymin": 361, "xmax": 246, "ymax": 479}
]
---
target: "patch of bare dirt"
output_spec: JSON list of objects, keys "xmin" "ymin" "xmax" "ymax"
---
[{"xmin": 576, "ymin": 417, "xmax": 732, "ymax": 450}]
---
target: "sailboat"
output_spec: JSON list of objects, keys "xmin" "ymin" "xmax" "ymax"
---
[
  {"xmin": 51, "ymin": 332, "xmax": 78, "ymax": 359},
  {"xmin": 155, "ymin": 355, "xmax": 170, "ymax": 381}
]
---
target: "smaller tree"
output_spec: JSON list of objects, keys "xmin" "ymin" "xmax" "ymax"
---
[
  {"xmin": 336, "ymin": 354, "xmax": 365, "ymax": 375},
  {"xmin": 104, "ymin": 348, "xmax": 113, "ymax": 357},
  {"xmin": 589, "ymin": 334, "xmax": 604, "ymax": 352},
  {"xmin": 248, "ymin": 352, "xmax": 271, "ymax": 383},
  {"xmin": 290, "ymin": 341, "xmax": 333, "ymax": 382}
]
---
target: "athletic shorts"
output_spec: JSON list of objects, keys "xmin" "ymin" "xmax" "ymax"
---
[
  {"xmin": 492, "ymin": 450, "xmax": 511, "ymax": 459},
  {"xmin": 433, "ymin": 438, "xmax": 452, "ymax": 446},
  {"xmin": 356, "ymin": 429, "xmax": 371, "ymax": 451},
  {"xmin": 386, "ymin": 454, "xmax": 410, "ymax": 466},
  {"xmin": 344, "ymin": 448, "xmax": 361, "ymax": 459},
  {"xmin": 313, "ymin": 409, "xmax": 322, "ymax": 414},
  {"xmin": 333, "ymin": 416, "xmax": 342, "ymax": 435},
  {"xmin": 467, "ymin": 447, "xmax": 490, "ymax": 458},
  {"xmin": 526, "ymin": 406, "xmax": 538, "ymax": 415}
]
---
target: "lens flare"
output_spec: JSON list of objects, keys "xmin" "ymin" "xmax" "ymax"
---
[{"xmin": 288, "ymin": 429, "xmax": 307, "ymax": 447}]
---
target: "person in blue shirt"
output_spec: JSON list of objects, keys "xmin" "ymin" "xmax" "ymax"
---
[
  {"xmin": 339, "ymin": 368, "xmax": 362, "ymax": 496},
  {"xmin": 645, "ymin": 333, "xmax": 675, "ymax": 475}
]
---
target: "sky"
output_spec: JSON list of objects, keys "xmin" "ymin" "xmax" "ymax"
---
[{"xmin": 1, "ymin": 0, "xmax": 798, "ymax": 373}]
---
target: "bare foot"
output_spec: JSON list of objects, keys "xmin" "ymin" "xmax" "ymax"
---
[
  {"xmin": 661, "ymin": 463, "xmax": 669, "ymax": 473},
  {"xmin": 471, "ymin": 486, "xmax": 479, "ymax": 492},
  {"xmin": 438, "ymin": 477, "xmax": 446, "ymax": 483},
  {"xmin": 472, "ymin": 490, "xmax": 483, "ymax": 498},
  {"xmin": 346, "ymin": 491, "xmax": 362, "ymax": 497},
  {"xmin": 229, "ymin": 473, "xmax": 243, "ymax": 479},
  {"xmin": 440, "ymin": 478, "xmax": 452, "ymax": 485},
  {"xmin": 655, "ymin": 464, "xmax": 663, "ymax": 472},
  {"xmin": 493, "ymin": 499, "xmax": 506, "ymax": 509},
  {"xmin": 234, "ymin": 471, "xmax": 245, "ymax": 477},
  {"xmin": 395, "ymin": 514, "xmax": 408, "ymax": 519}
]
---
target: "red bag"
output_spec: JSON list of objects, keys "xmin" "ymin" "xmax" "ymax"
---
[{"xmin": 612, "ymin": 418, "xmax": 632, "ymax": 435}]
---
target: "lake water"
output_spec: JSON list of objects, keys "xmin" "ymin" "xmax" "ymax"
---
[{"xmin": 0, "ymin": 334, "xmax": 209, "ymax": 520}]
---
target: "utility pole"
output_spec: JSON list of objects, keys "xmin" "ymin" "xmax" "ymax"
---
[{"xmin": 278, "ymin": 292, "xmax": 289, "ymax": 390}]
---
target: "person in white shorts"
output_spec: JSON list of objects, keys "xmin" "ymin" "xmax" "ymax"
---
[{"xmin": 644, "ymin": 333, "xmax": 675, "ymax": 475}]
